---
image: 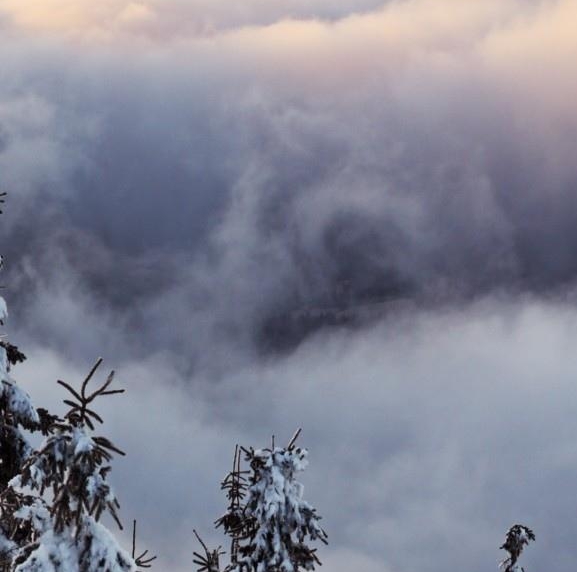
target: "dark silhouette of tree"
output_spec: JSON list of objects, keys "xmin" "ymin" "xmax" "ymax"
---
[{"xmin": 500, "ymin": 524, "xmax": 535, "ymax": 572}]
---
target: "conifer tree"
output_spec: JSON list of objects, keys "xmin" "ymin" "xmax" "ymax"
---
[
  {"xmin": 195, "ymin": 430, "xmax": 327, "ymax": 572},
  {"xmin": 0, "ymin": 191, "xmax": 46, "ymax": 493},
  {"xmin": 0, "ymin": 193, "xmax": 55, "ymax": 570},
  {"xmin": 3, "ymin": 359, "xmax": 137, "ymax": 572},
  {"xmin": 0, "ymin": 196, "xmax": 148, "ymax": 572},
  {"xmin": 499, "ymin": 524, "xmax": 535, "ymax": 572},
  {"xmin": 0, "ymin": 289, "xmax": 40, "ymax": 493}
]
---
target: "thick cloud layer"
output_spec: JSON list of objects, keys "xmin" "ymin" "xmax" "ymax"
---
[
  {"xmin": 19, "ymin": 297, "xmax": 577, "ymax": 572},
  {"xmin": 1, "ymin": 0, "xmax": 577, "ymax": 571},
  {"xmin": 1, "ymin": 0, "xmax": 576, "ymax": 364}
]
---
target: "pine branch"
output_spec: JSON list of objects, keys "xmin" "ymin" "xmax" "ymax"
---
[
  {"xmin": 193, "ymin": 530, "xmax": 223, "ymax": 572},
  {"xmin": 286, "ymin": 427, "xmax": 302, "ymax": 450},
  {"xmin": 132, "ymin": 520, "xmax": 157, "ymax": 570}
]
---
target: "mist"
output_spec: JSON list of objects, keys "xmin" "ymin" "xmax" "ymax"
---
[{"xmin": 1, "ymin": 0, "xmax": 577, "ymax": 570}]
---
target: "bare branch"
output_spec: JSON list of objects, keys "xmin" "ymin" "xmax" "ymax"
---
[{"xmin": 286, "ymin": 427, "xmax": 302, "ymax": 450}]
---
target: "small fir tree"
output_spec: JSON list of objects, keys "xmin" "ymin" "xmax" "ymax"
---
[
  {"xmin": 195, "ymin": 430, "xmax": 327, "ymax": 572},
  {"xmin": 4, "ymin": 359, "xmax": 136, "ymax": 572},
  {"xmin": 499, "ymin": 524, "xmax": 535, "ymax": 572}
]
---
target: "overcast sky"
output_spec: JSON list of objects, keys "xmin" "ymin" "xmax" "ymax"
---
[{"xmin": 1, "ymin": 0, "xmax": 577, "ymax": 571}]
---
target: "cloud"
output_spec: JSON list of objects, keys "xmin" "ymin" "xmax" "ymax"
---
[
  {"xmin": 1, "ymin": 0, "xmax": 577, "ymax": 571},
  {"xmin": 18, "ymin": 296, "xmax": 577, "ymax": 572},
  {"xmin": 0, "ymin": 0, "xmax": 390, "ymax": 38},
  {"xmin": 1, "ymin": 0, "xmax": 576, "ymax": 376}
]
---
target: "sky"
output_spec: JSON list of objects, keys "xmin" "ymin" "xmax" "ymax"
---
[{"xmin": 1, "ymin": 0, "xmax": 577, "ymax": 570}]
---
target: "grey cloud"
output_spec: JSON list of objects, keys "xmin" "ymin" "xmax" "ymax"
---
[
  {"xmin": 1, "ymin": 0, "xmax": 577, "ymax": 360},
  {"xmin": 18, "ymin": 297, "xmax": 577, "ymax": 572},
  {"xmin": 1, "ymin": 1, "xmax": 577, "ymax": 571}
]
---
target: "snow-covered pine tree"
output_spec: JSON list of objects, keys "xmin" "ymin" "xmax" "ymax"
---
[
  {"xmin": 0, "ymin": 329, "xmax": 39, "ymax": 495},
  {"xmin": 196, "ymin": 430, "xmax": 327, "ymax": 572},
  {"xmin": 0, "ymin": 193, "xmax": 56, "ymax": 570},
  {"xmin": 499, "ymin": 524, "xmax": 535, "ymax": 572},
  {"xmin": 0, "ymin": 192, "xmax": 45, "ymax": 492},
  {"xmin": 3, "ymin": 359, "xmax": 138, "ymax": 572},
  {"xmin": 0, "ymin": 196, "xmax": 152, "ymax": 572}
]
